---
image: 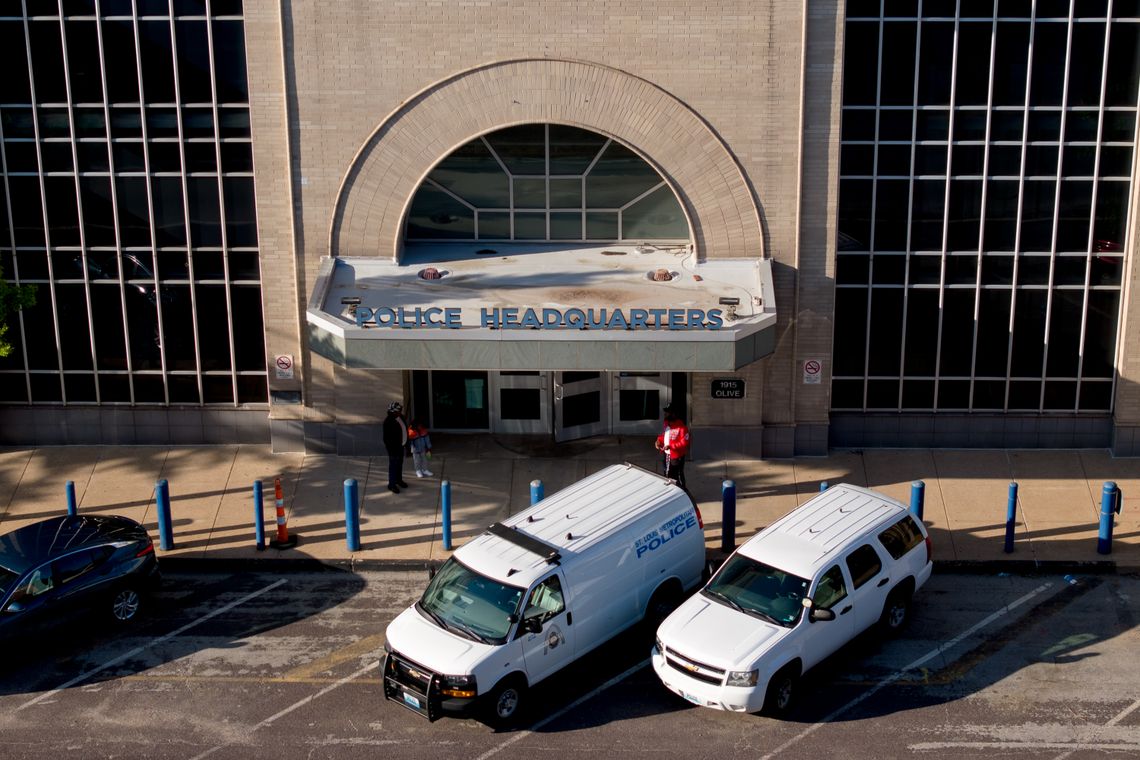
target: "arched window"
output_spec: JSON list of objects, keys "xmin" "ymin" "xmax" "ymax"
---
[{"xmin": 405, "ymin": 124, "xmax": 688, "ymax": 242}]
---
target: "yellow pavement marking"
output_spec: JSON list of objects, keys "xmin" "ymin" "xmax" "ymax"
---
[{"xmin": 279, "ymin": 633, "xmax": 388, "ymax": 681}]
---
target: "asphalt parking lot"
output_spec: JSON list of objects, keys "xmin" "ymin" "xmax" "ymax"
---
[{"xmin": 1, "ymin": 568, "xmax": 1139, "ymax": 759}]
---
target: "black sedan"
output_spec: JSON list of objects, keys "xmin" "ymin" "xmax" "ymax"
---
[{"xmin": 0, "ymin": 514, "xmax": 161, "ymax": 638}]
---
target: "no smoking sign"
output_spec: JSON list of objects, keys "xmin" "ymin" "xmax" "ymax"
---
[
  {"xmin": 802, "ymin": 359, "xmax": 822, "ymax": 385},
  {"xmin": 275, "ymin": 355, "xmax": 294, "ymax": 379}
]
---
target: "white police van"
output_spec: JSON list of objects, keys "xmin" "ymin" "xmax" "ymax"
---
[
  {"xmin": 652, "ymin": 483, "xmax": 932, "ymax": 715},
  {"xmin": 383, "ymin": 463, "xmax": 705, "ymax": 724}
]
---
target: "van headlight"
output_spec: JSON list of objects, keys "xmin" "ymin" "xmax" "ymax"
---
[
  {"xmin": 725, "ymin": 669, "xmax": 758, "ymax": 687},
  {"xmin": 440, "ymin": 674, "xmax": 477, "ymax": 698}
]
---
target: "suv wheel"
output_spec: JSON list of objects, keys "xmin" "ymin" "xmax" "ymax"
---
[
  {"xmin": 762, "ymin": 665, "xmax": 798, "ymax": 716},
  {"xmin": 879, "ymin": 587, "xmax": 911, "ymax": 634},
  {"xmin": 110, "ymin": 586, "xmax": 142, "ymax": 623}
]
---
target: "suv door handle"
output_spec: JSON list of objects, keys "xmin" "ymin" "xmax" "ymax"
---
[
  {"xmin": 839, "ymin": 605, "xmax": 852, "ymax": 615},
  {"xmin": 877, "ymin": 577, "xmax": 890, "ymax": 587}
]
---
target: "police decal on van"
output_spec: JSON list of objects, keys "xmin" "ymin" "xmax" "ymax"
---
[{"xmin": 635, "ymin": 510, "xmax": 699, "ymax": 558}]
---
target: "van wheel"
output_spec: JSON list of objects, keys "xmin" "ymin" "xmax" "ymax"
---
[
  {"xmin": 879, "ymin": 587, "xmax": 912, "ymax": 634},
  {"xmin": 644, "ymin": 583, "xmax": 682, "ymax": 630},
  {"xmin": 485, "ymin": 676, "xmax": 527, "ymax": 727},
  {"xmin": 762, "ymin": 665, "xmax": 798, "ymax": 716}
]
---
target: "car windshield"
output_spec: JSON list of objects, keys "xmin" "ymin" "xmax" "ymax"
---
[
  {"xmin": 702, "ymin": 555, "xmax": 809, "ymax": 627},
  {"xmin": 417, "ymin": 558, "xmax": 524, "ymax": 645}
]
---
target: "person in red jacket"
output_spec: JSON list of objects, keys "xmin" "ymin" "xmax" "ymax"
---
[{"xmin": 655, "ymin": 407, "xmax": 690, "ymax": 488}]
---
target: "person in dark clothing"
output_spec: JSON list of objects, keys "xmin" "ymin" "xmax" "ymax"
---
[{"xmin": 383, "ymin": 401, "xmax": 409, "ymax": 493}]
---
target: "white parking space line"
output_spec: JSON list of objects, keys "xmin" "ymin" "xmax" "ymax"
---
[
  {"xmin": 1048, "ymin": 695, "xmax": 1140, "ymax": 760},
  {"xmin": 474, "ymin": 657, "xmax": 651, "ymax": 760},
  {"xmin": 189, "ymin": 660, "xmax": 379, "ymax": 760},
  {"xmin": 759, "ymin": 581, "xmax": 1054, "ymax": 760},
  {"xmin": 15, "ymin": 578, "xmax": 287, "ymax": 713}
]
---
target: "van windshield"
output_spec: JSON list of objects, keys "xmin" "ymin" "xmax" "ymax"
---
[
  {"xmin": 702, "ymin": 555, "xmax": 809, "ymax": 627},
  {"xmin": 417, "ymin": 558, "xmax": 525, "ymax": 645}
]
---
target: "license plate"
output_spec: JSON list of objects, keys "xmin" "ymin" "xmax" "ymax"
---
[
  {"xmin": 403, "ymin": 692, "xmax": 421, "ymax": 709},
  {"xmin": 682, "ymin": 691, "xmax": 702, "ymax": 705}
]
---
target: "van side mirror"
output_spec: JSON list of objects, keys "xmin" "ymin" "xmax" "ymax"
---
[{"xmin": 809, "ymin": 607, "xmax": 836, "ymax": 622}]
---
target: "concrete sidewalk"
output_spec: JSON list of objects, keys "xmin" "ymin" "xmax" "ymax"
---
[{"xmin": 1, "ymin": 437, "xmax": 1138, "ymax": 570}]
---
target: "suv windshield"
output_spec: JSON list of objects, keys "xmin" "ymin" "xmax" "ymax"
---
[
  {"xmin": 702, "ymin": 555, "xmax": 809, "ymax": 627},
  {"xmin": 417, "ymin": 558, "xmax": 525, "ymax": 645}
]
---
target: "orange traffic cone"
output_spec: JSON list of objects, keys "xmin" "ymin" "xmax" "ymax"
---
[{"xmin": 269, "ymin": 477, "xmax": 298, "ymax": 549}]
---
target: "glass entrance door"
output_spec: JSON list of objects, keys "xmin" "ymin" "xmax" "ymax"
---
[
  {"xmin": 490, "ymin": 372, "xmax": 549, "ymax": 433},
  {"xmin": 611, "ymin": 372, "xmax": 671, "ymax": 436},
  {"xmin": 553, "ymin": 371, "xmax": 611, "ymax": 442}
]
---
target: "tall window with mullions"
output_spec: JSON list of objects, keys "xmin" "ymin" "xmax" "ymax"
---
[
  {"xmin": 834, "ymin": 0, "xmax": 1140, "ymax": 415},
  {"xmin": 0, "ymin": 0, "xmax": 266, "ymax": 407}
]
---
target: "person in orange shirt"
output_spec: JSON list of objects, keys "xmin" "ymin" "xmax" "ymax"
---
[
  {"xmin": 408, "ymin": 418, "xmax": 433, "ymax": 478},
  {"xmin": 655, "ymin": 406, "xmax": 690, "ymax": 489}
]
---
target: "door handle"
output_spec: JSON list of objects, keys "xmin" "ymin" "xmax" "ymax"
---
[
  {"xmin": 840, "ymin": 605, "xmax": 852, "ymax": 615},
  {"xmin": 877, "ymin": 577, "xmax": 890, "ymax": 587},
  {"xmin": 566, "ymin": 611, "xmax": 572, "ymax": 625}
]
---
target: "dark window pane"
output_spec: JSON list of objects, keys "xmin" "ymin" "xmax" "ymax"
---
[
  {"xmin": 80, "ymin": 177, "xmax": 116, "ymax": 247},
  {"xmin": 212, "ymin": 20, "xmax": 249, "ymax": 102},
  {"xmin": 993, "ymin": 22, "xmax": 1030, "ymax": 105},
  {"xmin": 44, "ymin": 176, "xmax": 81, "ymax": 247},
  {"xmin": 953, "ymin": 110, "xmax": 987, "ymax": 141},
  {"xmin": 947, "ymin": 180, "xmax": 982, "ymax": 251},
  {"xmin": 431, "ymin": 371, "xmax": 488, "ymax": 429},
  {"xmin": 161, "ymin": 284, "xmax": 195, "ymax": 370},
  {"xmin": 149, "ymin": 141, "xmax": 184, "ymax": 172},
  {"xmin": 917, "ymin": 22, "xmax": 954, "ymax": 105},
  {"xmin": 40, "ymin": 141, "xmax": 73, "ymax": 172},
  {"xmin": 152, "ymin": 176, "xmax": 187, "ymax": 246},
  {"xmin": 188, "ymin": 177, "xmax": 222, "ymax": 246},
  {"xmin": 836, "ymin": 254, "xmax": 869, "ymax": 285},
  {"xmin": 1010, "ymin": 289, "xmax": 1046, "ymax": 376},
  {"xmin": 984, "ymin": 180, "xmax": 1019, "ymax": 251},
  {"xmin": 182, "ymin": 107, "xmax": 215, "ymax": 138},
  {"xmin": 139, "ymin": 20, "xmax": 176, "ymax": 103},
  {"xmin": 873, "ymin": 180, "xmax": 909, "ymax": 250},
  {"xmin": 586, "ymin": 142, "xmax": 661, "ymax": 208},
  {"xmin": 980, "ymin": 253, "xmax": 1015, "ymax": 285},
  {"xmin": 86, "ymin": 252, "xmax": 118, "ymax": 280},
  {"xmin": 192, "ymin": 250, "xmax": 224, "ymax": 279},
  {"xmin": 1007, "ymin": 379, "xmax": 1041, "ymax": 409},
  {"xmin": 1056, "ymin": 181, "xmax": 1092, "ymax": 252},
  {"xmin": 1099, "ymin": 146, "xmax": 1133, "ymax": 178},
  {"xmin": 903, "ymin": 288, "xmax": 939, "ymax": 375},
  {"xmin": 877, "ymin": 144, "xmax": 912, "ymax": 176},
  {"xmin": 1045, "ymin": 290, "xmax": 1083, "ymax": 376},
  {"xmin": 231, "ymin": 284, "xmax": 264, "ymax": 371},
  {"xmin": 218, "ymin": 107, "xmax": 250, "ymax": 139},
  {"xmin": 196, "ymin": 284, "xmax": 231, "ymax": 370},
  {"xmin": 1043, "ymin": 380, "xmax": 1077, "ymax": 410},
  {"xmin": 987, "ymin": 144, "xmax": 1022, "ymax": 176},
  {"xmin": 237, "ymin": 374, "xmax": 268, "ymax": 405},
  {"xmin": 841, "ymin": 144, "xmax": 873, "ymax": 176},
  {"xmin": 116, "ymin": 176, "xmax": 152, "ymax": 247},
  {"xmin": 1068, "ymin": 22, "xmax": 1106, "ymax": 107},
  {"xmin": 125, "ymin": 286, "xmax": 161, "ymax": 370},
  {"xmin": 881, "ymin": 22, "xmax": 917, "ymax": 106},
  {"xmin": 220, "ymin": 142, "xmax": 253, "ymax": 172},
  {"xmin": 64, "ymin": 374, "xmax": 97, "ymax": 402},
  {"xmin": 1018, "ymin": 254, "xmax": 1051, "ymax": 285},
  {"xmin": 843, "ymin": 22, "xmax": 878, "ymax": 106},
  {"xmin": 937, "ymin": 379, "xmax": 970, "ymax": 409},
  {"xmin": 833, "ymin": 288, "xmax": 868, "ymax": 376},
  {"xmin": 77, "ymin": 139, "xmax": 110, "ymax": 170},
  {"xmin": 955, "ymin": 23, "xmax": 992, "ymax": 106},
  {"xmin": 223, "ymin": 176, "xmax": 257, "ymax": 246},
  {"xmin": 973, "ymin": 380, "xmax": 1006, "ymax": 410},
  {"xmin": 501, "ymin": 388, "xmax": 541, "ymax": 420},
  {"xmin": 146, "ymin": 107, "xmax": 180, "ymax": 138},
  {"xmin": 1078, "ymin": 381, "xmax": 1112, "ymax": 411},
  {"xmin": 1102, "ymin": 112, "xmax": 1135, "ymax": 142},
  {"xmin": 866, "ymin": 379, "xmax": 899, "ymax": 410},
  {"xmin": 914, "ymin": 144, "xmax": 946, "ymax": 175},
  {"xmin": 1029, "ymin": 22, "xmax": 1068, "ymax": 106},
  {"xmin": 1094, "ymin": 181, "xmax": 1129, "ymax": 247},
  {"xmin": 548, "ymin": 125, "xmax": 607, "ymax": 175},
  {"xmin": 872, "ymin": 254, "xmax": 906, "ymax": 285},
  {"xmin": 939, "ymin": 289, "xmax": 975, "ymax": 375},
  {"xmin": 10, "ymin": 177, "xmax": 45, "ymax": 247},
  {"xmin": 1082, "ymin": 289, "xmax": 1120, "ymax": 379},
  {"xmin": 1061, "ymin": 145, "xmax": 1096, "ymax": 177},
  {"xmin": 839, "ymin": 179, "xmax": 873, "ymax": 250},
  {"xmin": 101, "ymin": 19, "xmax": 139, "ymax": 103},
  {"xmin": 879, "ymin": 109, "xmax": 914, "ymax": 140},
  {"xmin": 901, "ymin": 379, "xmax": 934, "ymax": 409},
  {"xmin": 976, "ymin": 292, "xmax": 1011, "ymax": 374},
  {"xmin": 29, "ymin": 20, "xmax": 67, "ymax": 103},
  {"xmin": 21, "ymin": 298, "xmax": 59, "ymax": 370},
  {"xmin": 831, "ymin": 378, "xmax": 864, "ymax": 409},
  {"xmin": 228, "ymin": 252, "xmax": 260, "ymax": 279},
  {"xmin": 202, "ymin": 375, "xmax": 233, "ymax": 404},
  {"xmin": 175, "ymin": 20, "xmax": 212, "ymax": 103},
  {"xmin": 30, "ymin": 373, "xmax": 63, "ymax": 402},
  {"xmin": 65, "ymin": 20, "xmax": 103, "ymax": 103},
  {"xmin": 133, "ymin": 374, "xmax": 165, "ymax": 403},
  {"xmin": 908, "ymin": 253, "xmax": 942, "ymax": 284},
  {"xmin": 842, "ymin": 109, "xmax": 877, "ymax": 141},
  {"xmin": 0, "ymin": 373, "xmax": 29, "ymax": 402},
  {"xmin": 405, "ymin": 185, "xmax": 474, "ymax": 239},
  {"xmin": 1105, "ymin": 21, "xmax": 1140, "ymax": 106},
  {"xmin": 946, "ymin": 253, "xmax": 977, "ymax": 285},
  {"xmin": 56, "ymin": 284, "xmax": 93, "ymax": 371},
  {"xmin": 98, "ymin": 373, "xmax": 130, "ymax": 402},
  {"xmin": 916, "ymin": 110, "xmax": 950, "ymax": 141},
  {"xmin": 168, "ymin": 374, "xmax": 200, "ymax": 403},
  {"xmin": 112, "ymin": 140, "xmax": 146, "ymax": 170},
  {"xmin": 867, "ymin": 289, "xmax": 904, "ymax": 375},
  {"xmin": 1019, "ymin": 180, "xmax": 1055, "ymax": 251},
  {"xmin": 428, "ymin": 139, "xmax": 508, "ymax": 206},
  {"xmin": 1053, "ymin": 255, "xmax": 1087, "ymax": 286},
  {"xmin": 3, "ymin": 108, "xmax": 36, "ymax": 139},
  {"xmin": 1025, "ymin": 143, "xmax": 1058, "ymax": 176},
  {"xmin": 16, "ymin": 250, "xmax": 49, "ymax": 280},
  {"xmin": 950, "ymin": 144, "xmax": 985, "ymax": 176},
  {"xmin": 0, "ymin": 21, "xmax": 31, "ymax": 104},
  {"xmin": 157, "ymin": 250, "xmax": 189, "ymax": 279}
]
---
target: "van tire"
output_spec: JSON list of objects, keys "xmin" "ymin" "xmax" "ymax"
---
[
  {"xmin": 762, "ymin": 664, "xmax": 799, "ymax": 716},
  {"xmin": 644, "ymin": 582, "xmax": 682, "ymax": 630},
  {"xmin": 879, "ymin": 585, "xmax": 912, "ymax": 634},
  {"xmin": 484, "ymin": 675, "xmax": 527, "ymax": 727}
]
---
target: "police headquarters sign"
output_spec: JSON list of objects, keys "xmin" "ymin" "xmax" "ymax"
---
[
  {"xmin": 711, "ymin": 378, "xmax": 746, "ymax": 399},
  {"xmin": 352, "ymin": 305, "xmax": 726, "ymax": 331}
]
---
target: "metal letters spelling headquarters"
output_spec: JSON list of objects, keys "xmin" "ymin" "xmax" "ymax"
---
[{"xmin": 353, "ymin": 306, "xmax": 726, "ymax": 330}]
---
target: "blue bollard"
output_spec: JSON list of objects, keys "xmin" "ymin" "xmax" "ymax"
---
[
  {"xmin": 253, "ymin": 480, "xmax": 265, "ymax": 551},
  {"xmin": 1004, "ymin": 482, "xmax": 1018, "ymax": 554},
  {"xmin": 441, "ymin": 480, "xmax": 452, "ymax": 551},
  {"xmin": 721, "ymin": 480, "xmax": 736, "ymax": 553},
  {"xmin": 530, "ymin": 479, "xmax": 544, "ymax": 506},
  {"xmin": 910, "ymin": 480, "xmax": 925, "ymax": 522},
  {"xmin": 344, "ymin": 478, "xmax": 360, "ymax": 552},
  {"xmin": 156, "ymin": 479, "xmax": 173, "ymax": 551},
  {"xmin": 1098, "ymin": 481, "xmax": 1121, "ymax": 555},
  {"xmin": 820, "ymin": 481, "xmax": 828, "ymax": 492},
  {"xmin": 66, "ymin": 480, "xmax": 77, "ymax": 516}
]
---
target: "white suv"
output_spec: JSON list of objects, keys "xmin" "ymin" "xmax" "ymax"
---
[{"xmin": 652, "ymin": 483, "xmax": 933, "ymax": 715}]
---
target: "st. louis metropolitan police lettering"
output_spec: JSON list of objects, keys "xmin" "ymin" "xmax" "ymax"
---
[
  {"xmin": 634, "ymin": 510, "xmax": 700, "ymax": 558},
  {"xmin": 354, "ymin": 305, "xmax": 725, "ymax": 330}
]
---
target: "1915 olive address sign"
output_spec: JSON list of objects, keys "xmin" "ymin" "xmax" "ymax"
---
[{"xmin": 711, "ymin": 378, "xmax": 745, "ymax": 399}]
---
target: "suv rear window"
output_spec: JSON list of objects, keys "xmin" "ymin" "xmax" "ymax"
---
[{"xmin": 878, "ymin": 515, "xmax": 925, "ymax": 560}]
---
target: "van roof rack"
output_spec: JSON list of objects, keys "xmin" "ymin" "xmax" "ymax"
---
[{"xmin": 487, "ymin": 522, "xmax": 562, "ymax": 564}]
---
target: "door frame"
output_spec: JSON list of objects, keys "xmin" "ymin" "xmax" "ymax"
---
[
  {"xmin": 489, "ymin": 372, "xmax": 550, "ymax": 434},
  {"xmin": 553, "ymin": 371, "xmax": 611, "ymax": 442}
]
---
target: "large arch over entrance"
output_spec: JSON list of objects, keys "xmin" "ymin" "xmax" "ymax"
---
[{"xmin": 329, "ymin": 58, "xmax": 764, "ymax": 261}]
